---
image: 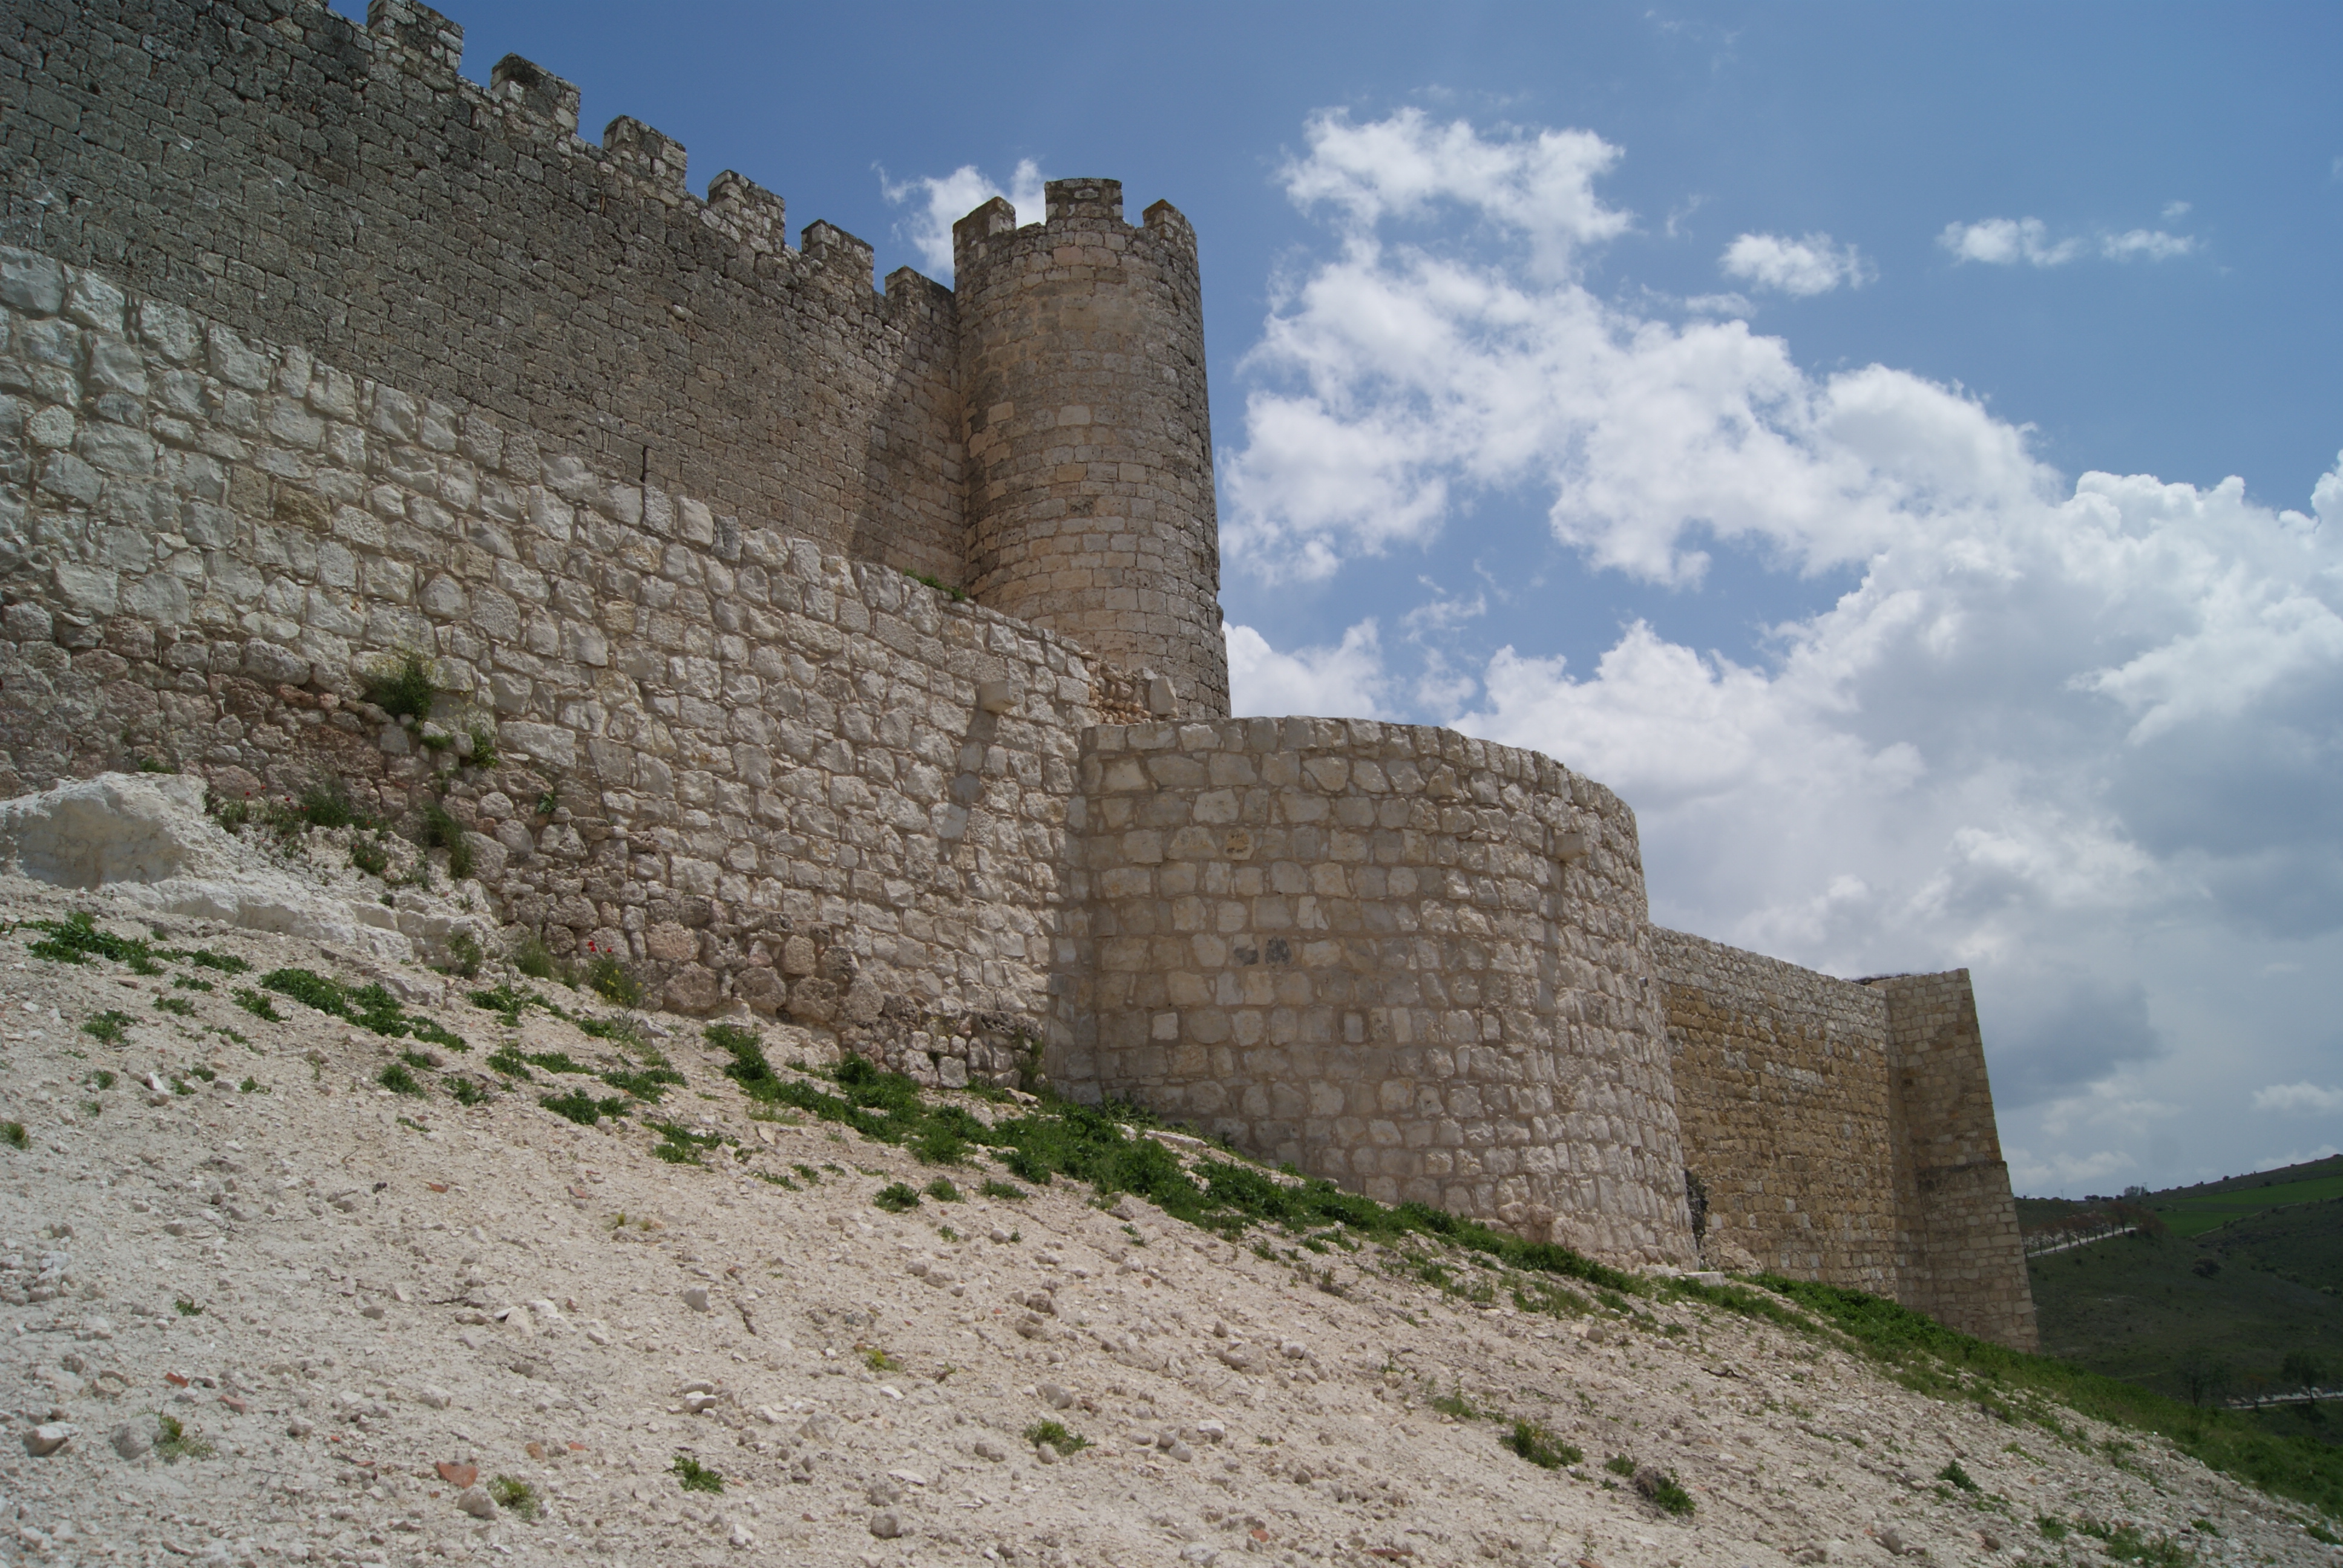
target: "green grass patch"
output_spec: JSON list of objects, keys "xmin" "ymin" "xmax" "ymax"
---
[
  {"xmin": 25, "ymin": 910, "xmax": 165, "ymax": 973},
  {"xmin": 82, "ymin": 1010, "xmax": 133, "ymax": 1044},
  {"xmin": 447, "ymin": 1076, "xmax": 489, "ymax": 1106},
  {"xmin": 542, "ymin": 1089, "xmax": 629, "ymax": 1126},
  {"xmin": 874, "ymin": 1181, "xmax": 922, "ymax": 1212},
  {"xmin": 378, "ymin": 1062, "xmax": 425, "ymax": 1096},
  {"xmin": 601, "ymin": 1066, "xmax": 683, "ymax": 1102},
  {"xmin": 524, "ymin": 1050, "xmax": 592, "ymax": 1074},
  {"xmin": 0, "ymin": 1122, "xmax": 26, "ymax": 1150},
  {"xmin": 651, "ymin": 1121, "xmax": 721, "ymax": 1163},
  {"xmin": 186, "ymin": 949, "xmax": 249, "ymax": 974},
  {"xmin": 1757, "ymin": 1273, "xmax": 2343, "ymax": 1519},
  {"xmin": 980, "ymin": 1178, "xmax": 1028, "ymax": 1201},
  {"xmin": 232, "ymin": 988, "xmax": 281, "ymax": 1021},
  {"xmin": 486, "ymin": 1047, "xmax": 532, "ymax": 1080},
  {"xmin": 152, "ymin": 995, "xmax": 195, "ymax": 1018},
  {"xmin": 924, "ymin": 1177, "xmax": 964, "ymax": 1203},
  {"xmin": 171, "ymin": 975, "xmax": 212, "ymax": 992},
  {"xmin": 585, "ymin": 953, "xmax": 642, "ymax": 1006}
]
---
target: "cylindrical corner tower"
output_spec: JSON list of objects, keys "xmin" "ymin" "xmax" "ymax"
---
[{"xmin": 952, "ymin": 179, "xmax": 1228, "ymax": 717}]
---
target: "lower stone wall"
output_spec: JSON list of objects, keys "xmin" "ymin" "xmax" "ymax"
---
[
  {"xmin": 1066, "ymin": 716, "xmax": 1699, "ymax": 1269},
  {"xmin": 1651, "ymin": 929, "xmax": 1903, "ymax": 1290},
  {"xmin": 0, "ymin": 244, "xmax": 1100, "ymax": 1043}
]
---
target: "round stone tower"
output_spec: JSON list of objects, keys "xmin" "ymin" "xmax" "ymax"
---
[{"xmin": 952, "ymin": 179, "xmax": 1228, "ymax": 717}]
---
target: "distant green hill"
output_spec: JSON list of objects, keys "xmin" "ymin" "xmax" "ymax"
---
[{"xmin": 2020, "ymin": 1154, "xmax": 2343, "ymax": 1448}]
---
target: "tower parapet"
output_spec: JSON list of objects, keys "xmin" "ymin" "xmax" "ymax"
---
[{"xmin": 954, "ymin": 180, "xmax": 1229, "ymax": 717}]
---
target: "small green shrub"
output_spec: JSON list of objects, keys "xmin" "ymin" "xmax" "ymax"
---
[
  {"xmin": 466, "ymin": 722, "xmax": 499, "ymax": 770},
  {"xmin": 152, "ymin": 996, "xmax": 195, "ymax": 1018},
  {"xmin": 511, "ymin": 933, "xmax": 559, "ymax": 980},
  {"xmin": 400, "ymin": 1049, "xmax": 440, "ymax": 1070},
  {"xmin": 172, "ymin": 975, "xmax": 213, "ymax": 993},
  {"xmin": 419, "ymin": 802, "xmax": 472, "ymax": 880},
  {"xmin": 1503, "ymin": 1420, "xmax": 1581, "ymax": 1469},
  {"xmin": 378, "ymin": 1063, "xmax": 424, "ymax": 1096},
  {"xmin": 525, "ymin": 1050, "xmax": 592, "ymax": 1075},
  {"xmin": 1637, "ymin": 1467, "xmax": 1695, "ymax": 1517},
  {"xmin": 671, "ymin": 1453, "xmax": 724, "ymax": 1493},
  {"xmin": 874, "ymin": 1181, "xmax": 922, "ymax": 1212},
  {"xmin": 362, "ymin": 650, "xmax": 438, "ymax": 721},
  {"xmin": 486, "ymin": 1474, "xmax": 539, "ymax": 1520},
  {"xmin": 1022, "ymin": 1419, "xmax": 1087, "ymax": 1454},
  {"xmin": 923, "ymin": 1177, "xmax": 963, "ymax": 1203},
  {"xmin": 173, "ymin": 1295, "xmax": 203, "ymax": 1317},
  {"xmin": 487, "ymin": 1047, "xmax": 532, "ymax": 1079},
  {"xmin": 82, "ymin": 1010, "xmax": 134, "ymax": 1044},
  {"xmin": 233, "ymin": 988, "xmax": 281, "ymax": 1021},
  {"xmin": 187, "ymin": 949, "xmax": 250, "ymax": 974},
  {"xmin": 1604, "ymin": 1454, "xmax": 1636, "ymax": 1477},
  {"xmin": 349, "ymin": 834, "xmax": 390, "ymax": 878},
  {"xmin": 0, "ymin": 1122, "xmax": 27, "ymax": 1150},
  {"xmin": 442, "ymin": 931, "xmax": 483, "ymax": 979},
  {"xmin": 577, "ymin": 1013, "xmax": 647, "ymax": 1049},
  {"xmin": 862, "ymin": 1347, "xmax": 900, "ymax": 1372},
  {"xmin": 2037, "ymin": 1517, "xmax": 2069, "ymax": 1541},
  {"xmin": 980, "ymin": 1178, "xmax": 1027, "ymax": 1201},
  {"xmin": 445, "ymin": 1076, "xmax": 488, "ymax": 1105},
  {"xmin": 136, "ymin": 755, "xmax": 177, "ymax": 774},
  {"xmin": 1938, "ymin": 1459, "xmax": 1979, "ymax": 1492},
  {"xmin": 586, "ymin": 953, "xmax": 642, "ymax": 1006},
  {"xmin": 295, "ymin": 777, "xmax": 362, "ymax": 830},
  {"xmin": 904, "ymin": 569, "xmax": 968, "ymax": 603},
  {"xmin": 156, "ymin": 1413, "xmax": 214, "ymax": 1462},
  {"xmin": 88, "ymin": 1070, "xmax": 117, "ymax": 1090},
  {"xmin": 238, "ymin": 1077, "xmax": 264, "ymax": 1094}
]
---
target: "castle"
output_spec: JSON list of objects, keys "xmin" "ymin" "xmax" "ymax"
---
[{"xmin": 0, "ymin": 0, "xmax": 2036, "ymax": 1347}]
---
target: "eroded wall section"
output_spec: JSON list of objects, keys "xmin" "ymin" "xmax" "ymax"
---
[
  {"xmin": 1651, "ymin": 928, "xmax": 1903, "ymax": 1292},
  {"xmin": 0, "ymin": 244, "xmax": 1093, "ymax": 1077},
  {"xmin": 1067, "ymin": 716, "xmax": 1698, "ymax": 1269},
  {"xmin": 2, "ymin": 0, "xmax": 965, "ymax": 580}
]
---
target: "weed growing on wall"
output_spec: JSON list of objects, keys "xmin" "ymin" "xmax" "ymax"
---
[{"xmin": 362, "ymin": 650, "xmax": 438, "ymax": 720}]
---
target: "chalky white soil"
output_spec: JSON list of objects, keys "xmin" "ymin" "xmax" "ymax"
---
[{"xmin": 0, "ymin": 878, "xmax": 2325, "ymax": 1568}]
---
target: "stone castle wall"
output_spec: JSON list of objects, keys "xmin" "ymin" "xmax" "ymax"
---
[
  {"xmin": 1650, "ymin": 928, "xmax": 1904, "ymax": 1291},
  {"xmin": 1875, "ymin": 971, "xmax": 2039, "ymax": 1351},
  {"xmin": 0, "ymin": 0, "xmax": 2039, "ymax": 1338},
  {"xmin": 1655, "ymin": 930, "xmax": 2038, "ymax": 1349},
  {"xmin": 0, "ymin": 242, "xmax": 1099, "ymax": 1046},
  {"xmin": 1066, "ymin": 717, "xmax": 1696, "ymax": 1267}
]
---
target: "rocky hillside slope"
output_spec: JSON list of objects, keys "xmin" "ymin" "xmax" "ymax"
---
[{"xmin": 0, "ymin": 777, "xmax": 2327, "ymax": 1567}]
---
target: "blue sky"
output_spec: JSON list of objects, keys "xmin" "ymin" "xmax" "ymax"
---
[{"xmin": 333, "ymin": 1, "xmax": 2343, "ymax": 1198}]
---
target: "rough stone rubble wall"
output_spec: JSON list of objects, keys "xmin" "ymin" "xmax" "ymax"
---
[
  {"xmin": 1, "ymin": 0, "xmax": 966, "ymax": 583},
  {"xmin": 1067, "ymin": 716, "xmax": 1699, "ymax": 1268},
  {"xmin": 1650, "ymin": 927, "xmax": 1904, "ymax": 1292},
  {"xmin": 0, "ymin": 243, "xmax": 1098, "ymax": 1064},
  {"xmin": 1876, "ymin": 971, "xmax": 2040, "ymax": 1351}
]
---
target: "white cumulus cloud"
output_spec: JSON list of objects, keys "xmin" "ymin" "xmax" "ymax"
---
[
  {"xmin": 2253, "ymin": 1083, "xmax": 2343, "ymax": 1115},
  {"xmin": 1221, "ymin": 109, "xmax": 2343, "ymax": 1193},
  {"xmin": 1939, "ymin": 217, "xmax": 2084, "ymax": 267},
  {"xmin": 880, "ymin": 158, "xmax": 1046, "ymax": 278},
  {"xmin": 1227, "ymin": 620, "xmax": 1395, "ymax": 719},
  {"xmin": 1940, "ymin": 216, "xmax": 2198, "ymax": 268},
  {"xmin": 1719, "ymin": 231, "xmax": 1873, "ymax": 296}
]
